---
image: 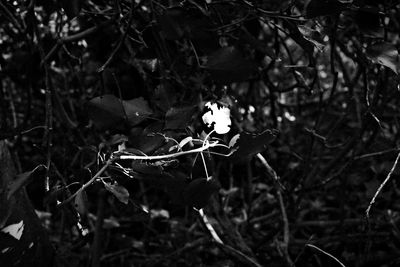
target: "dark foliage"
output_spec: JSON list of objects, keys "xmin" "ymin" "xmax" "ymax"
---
[{"xmin": 1, "ymin": 0, "xmax": 400, "ymax": 266}]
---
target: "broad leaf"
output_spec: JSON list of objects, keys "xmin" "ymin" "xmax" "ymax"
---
[
  {"xmin": 183, "ymin": 178, "xmax": 219, "ymax": 209},
  {"xmin": 88, "ymin": 95, "xmax": 125, "ymax": 129},
  {"xmin": 366, "ymin": 42, "xmax": 399, "ymax": 74},
  {"xmin": 186, "ymin": 16, "xmax": 219, "ymax": 54},
  {"xmin": 305, "ymin": 0, "xmax": 347, "ymax": 18},
  {"xmin": 158, "ymin": 7, "xmax": 185, "ymax": 40},
  {"xmin": 104, "ymin": 182, "xmax": 130, "ymax": 204},
  {"xmin": 7, "ymin": 165, "xmax": 45, "ymax": 199},
  {"xmin": 88, "ymin": 95, "xmax": 153, "ymax": 129},
  {"xmin": 131, "ymin": 161, "xmax": 164, "ymax": 176},
  {"xmin": 74, "ymin": 190, "xmax": 88, "ymax": 215},
  {"xmin": 165, "ymin": 106, "xmax": 197, "ymax": 130},
  {"xmin": 204, "ymin": 46, "xmax": 256, "ymax": 83},
  {"xmin": 122, "ymin": 97, "xmax": 153, "ymax": 127},
  {"xmin": 129, "ymin": 123, "xmax": 165, "ymax": 154},
  {"xmin": 354, "ymin": 7, "xmax": 383, "ymax": 37},
  {"xmin": 107, "ymin": 134, "xmax": 128, "ymax": 146},
  {"xmin": 282, "ymin": 20, "xmax": 315, "ymax": 65},
  {"xmin": 297, "ymin": 25, "xmax": 326, "ymax": 51},
  {"xmin": 154, "ymin": 84, "xmax": 178, "ymax": 111},
  {"xmin": 141, "ymin": 170, "xmax": 189, "ymax": 204},
  {"xmin": 229, "ymin": 129, "xmax": 278, "ymax": 162}
]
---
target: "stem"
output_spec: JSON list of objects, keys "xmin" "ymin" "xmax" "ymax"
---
[
  {"xmin": 257, "ymin": 153, "xmax": 293, "ymax": 267},
  {"xmin": 60, "ymin": 158, "xmax": 114, "ymax": 205},
  {"xmin": 91, "ymin": 189, "xmax": 106, "ymax": 267},
  {"xmin": 306, "ymin": 244, "xmax": 346, "ymax": 267},
  {"xmin": 119, "ymin": 141, "xmax": 220, "ymax": 160},
  {"xmin": 366, "ymin": 151, "xmax": 400, "ymax": 221},
  {"xmin": 198, "ymin": 209, "xmax": 223, "ymax": 244}
]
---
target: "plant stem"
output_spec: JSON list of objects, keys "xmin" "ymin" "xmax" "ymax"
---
[
  {"xmin": 119, "ymin": 141, "xmax": 220, "ymax": 160},
  {"xmin": 60, "ymin": 158, "xmax": 114, "ymax": 205}
]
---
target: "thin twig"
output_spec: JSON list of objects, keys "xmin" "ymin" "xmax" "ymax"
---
[
  {"xmin": 354, "ymin": 148, "xmax": 400, "ymax": 160},
  {"xmin": 97, "ymin": 0, "xmax": 135, "ymax": 73},
  {"xmin": 216, "ymin": 242, "xmax": 263, "ymax": 267},
  {"xmin": 36, "ymin": 20, "xmax": 54, "ymax": 192},
  {"xmin": 306, "ymin": 244, "xmax": 346, "ymax": 267},
  {"xmin": 0, "ymin": 2, "xmax": 23, "ymax": 32},
  {"xmin": 91, "ymin": 189, "xmax": 106, "ymax": 267},
  {"xmin": 239, "ymin": 0, "xmax": 306, "ymax": 21},
  {"xmin": 41, "ymin": 19, "xmax": 115, "ymax": 65},
  {"xmin": 365, "ymin": 151, "xmax": 400, "ymax": 220},
  {"xmin": 119, "ymin": 141, "xmax": 227, "ymax": 160},
  {"xmin": 198, "ymin": 209, "xmax": 223, "ymax": 244},
  {"xmin": 256, "ymin": 153, "xmax": 293, "ymax": 266},
  {"xmin": 44, "ymin": 64, "xmax": 53, "ymax": 192},
  {"xmin": 60, "ymin": 158, "xmax": 114, "ymax": 205}
]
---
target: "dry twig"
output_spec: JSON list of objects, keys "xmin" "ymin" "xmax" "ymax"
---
[
  {"xmin": 257, "ymin": 153, "xmax": 294, "ymax": 266},
  {"xmin": 366, "ymin": 151, "xmax": 400, "ymax": 221}
]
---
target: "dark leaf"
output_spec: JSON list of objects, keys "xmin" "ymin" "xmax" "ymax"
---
[
  {"xmin": 53, "ymin": 90, "xmax": 78, "ymax": 129},
  {"xmin": 158, "ymin": 8, "xmax": 185, "ymax": 40},
  {"xmin": 239, "ymin": 27, "xmax": 275, "ymax": 59},
  {"xmin": 186, "ymin": 17, "xmax": 219, "ymax": 54},
  {"xmin": 230, "ymin": 129, "xmax": 278, "ymax": 162},
  {"xmin": 183, "ymin": 178, "xmax": 219, "ymax": 209},
  {"xmin": 87, "ymin": 95, "xmax": 125, "ymax": 130},
  {"xmin": 141, "ymin": 170, "xmax": 189, "ymax": 204},
  {"xmin": 74, "ymin": 190, "xmax": 88, "ymax": 215},
  {"xmin": 107, "ymin": 134, "xmax": 129, "ymax": 146},
  {"xmin": 204, "ymin": 46, "xmax": 256, "ymax": 83},
  {"xmin": 366, "ymin": 42, "xmax": 399, "ymax": 74},
  {"xmin": 297, "ymin": 25, "xmax": 326, "ymax": 51},
  {"xmin": 305, "ymin": 0, "xmax": 347, "ymax": 18},
  {"xmin": 122, "ymin": 97, "xmax": 153, "ymax": 127},
  {"xmin": 131, "ymin": 161, "xmax": 164, "ymax": 176},
  {"xmin": 282, "ymin": 20, "xmax": 315, "ymax": 65},
  {"xmin": 165, "ymin": 106, "xmax": 197, "ymax": 130},
  {"xmin": 129, "ymin": 123, "xmax": 165, "ymax": 154},
  {"xmin": 7, "ymin": 165, "xmax": 45, "ymax": 199},
  {"xmin": 354, "ymin": 7, "xmax": 383, "ymax": 37},
  {"xmin": 154, "ymin": 84, "xmax": 178, "ymax": 111},
  {"xmin": 44, "ymin": 185, "xmax": 68, "ymax": 206},
  {"xmin": 163, "ymin": 174, "xmax": 189, "ymax": 204},
  {"xmin": 104, "ymin": 182, "xmax": 130, "ymax": 204},
  {"xmin": 60, "ymin": 0, "xmax": 83, "ymax": 19},
  {"xmin": 88, "ymin": 95, "xmax": 153, "ymax": 129}
]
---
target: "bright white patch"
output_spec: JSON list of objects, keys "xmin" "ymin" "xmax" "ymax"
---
[
  {"xmin": 78, "ymin": 40, "xmax": 87, "ymax": 48},
  {"xmin": 1, "ymin": 221, "xmax": 24, "ymax": 240},
  {"xmin": 320, "ymin": 71, "xmax": 328, "ymax": 79},
  {"xmin": 76, "ymin": 222, "xmax": 89, "ymax": 236},
  {"xmin": 202, "ymin": 102, "xmax": 231, "ymax": 134},
  {"xmin": 141, "ymin": 205, "xmax": 149, "ymax": 213},
  {"xmin": 284, "ymin": 111, "xmax": 296, "ymax": 122},
  {"xmin": 150, "ymin": 209, "xmax": 170, "ymax": 219},
  {"xmin": 1, "ymin": 247, "xmax": 11, "ymax": 253},
  {"xmin": 28, "ymin": 242, "xmax": 34, "ymax": 249}
]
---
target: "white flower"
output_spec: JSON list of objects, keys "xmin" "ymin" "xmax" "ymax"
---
[{"xmin": 202, "ymin": 102, "xmax": 231, "ymax": 134}]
